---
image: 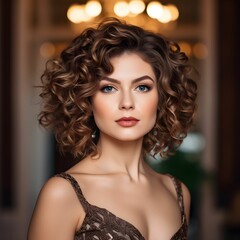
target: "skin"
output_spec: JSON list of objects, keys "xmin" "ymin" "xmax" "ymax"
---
[{"xmin": 28, "ymin": 52, "xmax": 191, "ymax": 240}]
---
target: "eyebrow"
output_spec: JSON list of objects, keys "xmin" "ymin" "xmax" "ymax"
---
[{"xmin": 100, "ymin": 75, "xmax": 155, "ymax": 84}]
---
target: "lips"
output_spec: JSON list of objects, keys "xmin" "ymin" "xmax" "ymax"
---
[{"xmin": 115, "ymin": 117, "xmax": 139, "ymax": 127}]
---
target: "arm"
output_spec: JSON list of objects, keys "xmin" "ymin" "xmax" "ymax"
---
[{"xmin": 28, "ymin": 177, "xmax": 84, "ymax": 240}]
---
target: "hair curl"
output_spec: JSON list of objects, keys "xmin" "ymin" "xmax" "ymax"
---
[{"xmin": 39, "ymin": 18, "xmax": 197, "ymax": 159}]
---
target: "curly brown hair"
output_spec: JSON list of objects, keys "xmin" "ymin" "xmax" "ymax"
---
[{"xmin": 39, "ymin": 18, "xmax": 197, "ymax": 160}]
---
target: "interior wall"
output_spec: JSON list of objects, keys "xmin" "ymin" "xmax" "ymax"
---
[
  {"xmin": 0, "ymin": 0, "xmax": 52, "ymax": 239},
  {"xmin": 0, "ymin": 0, "xmax": 14, "ymax": 209},
  {"xmin": 217, "ymin": 0, "xmax": 240, "ymax": 238},
  {"xmin": 200, "ymin": 0, "xmax": 220, "ymax": 238},
  {"xmin": 217, "ymin": 0, "xmax": 240, "ymax": 207}
]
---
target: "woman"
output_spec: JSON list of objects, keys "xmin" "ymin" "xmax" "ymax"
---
[{"xmin": 28, "ymin": 18, "xmax": 197, "ymax": 240}]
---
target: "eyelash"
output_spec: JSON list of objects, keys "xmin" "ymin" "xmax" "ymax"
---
[
  {"xmin": 100, "ymin": 85, "xmax": 116, "ymax": 93},
  {"xmin": 100, "ymin": 84, "xmax": 152, "ymax": 93},
  {"xmin": 136, "ymin": 85, "xmax": 152, "ymax": 92}
]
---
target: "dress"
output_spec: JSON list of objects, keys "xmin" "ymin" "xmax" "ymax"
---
[{"xmin": 56, "ymin": 172, "xmax": 188, "ymax": 240}]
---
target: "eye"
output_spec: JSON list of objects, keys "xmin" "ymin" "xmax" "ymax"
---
[
  {"xmin": 100, "ymin": 85, "xmax": 117, "ymax": 93},
  {"xmin": 136, "ymin": 85, "xmax": 151, "ymax": 92}
]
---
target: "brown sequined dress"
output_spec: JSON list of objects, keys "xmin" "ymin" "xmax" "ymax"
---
[{"xmin": 56, "ymin": 173, "xmax": 188, "ymax": 240}]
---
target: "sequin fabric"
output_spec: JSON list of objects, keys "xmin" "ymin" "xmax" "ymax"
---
[{"xmin": 56, "ymin": 173, "xmax": 188, "ymax": 240}]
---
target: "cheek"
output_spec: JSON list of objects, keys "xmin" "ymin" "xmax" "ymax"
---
[
  {"xmin": 148, "ymin": 100, "xmax": 159, "ymax": 129},
  {"xmin": 91, "ymin": 96, "xmax": 112, "ymax": 122},
  {"xmin": 143, "ymin": 94, "xmax": 159, "ymax": 118}
]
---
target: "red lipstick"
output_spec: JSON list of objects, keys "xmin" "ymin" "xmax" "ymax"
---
[{"xmin": 115, "ymin": 117, "xmax": 139, "ymax": 127}]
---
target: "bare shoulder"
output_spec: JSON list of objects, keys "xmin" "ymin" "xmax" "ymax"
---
[
  {"xmin": 28, "ymin": 176, "xmax": 84, "ymax": 240},
  {"xmin": 31, "ymin": 175, "xmax": 83, "ymax": 221},
  {"xmin": 156, "ymin": 173, "xmax": 190, "ymax": 197},
  {"xmin": 155, "ymin": 173, "xmax": 191, "ymax": 222},
  {"xmin": 35, "ymin": 175, "xmax": 86, "ymax": 220},
  {"xmin": 38, "ymin": 176, "xmax": 77, "ymax": 203}
]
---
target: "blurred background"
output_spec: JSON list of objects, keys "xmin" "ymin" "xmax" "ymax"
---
[{"xmin": 0, "ymin": 0, "xmax": 239, "ymax": 239}]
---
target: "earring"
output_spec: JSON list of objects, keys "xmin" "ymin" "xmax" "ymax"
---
[
  {"xmin": 153, "ymin": 128, "xmax": 158, "ymax": 136},
  {"xmin": 91, "ymin": 131, "xmax": 96, "ymax": 138}
]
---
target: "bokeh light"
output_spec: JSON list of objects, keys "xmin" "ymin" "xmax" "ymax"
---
[
  {"xmin": 166, "ymin": 4, "xmax": 179, "ymax": 21},
  {"xmin": 67, "ymin": 4, "xmax": 91, "ymax": 23},
  {"xmin": 85, "ymin": 1, "xmax": 102, "ymax": 17},
  {"xmin": 178, "ymin": 41, "xmax": 192, "ymax": 57},
  {"xmin": 114, "ymin": 1, "xmax": 130, "ymax": 17},
  {"xmin": 129, "ymin": 0, "xmax": 145, "ymax": 15},
  {"xmin": 157, "ymin": 6, "xmax": 172, "ymax": 23},
  {"xmin": 40, "ymin": 42, "xmax": 56, "ymax": 58},
  {"xmin": 193, "ymin": 43, "xmax": 208, "ymax": 59},
  {"xmin": 146, "ymin": 1, "xmax": 163, "ymax": 19}
]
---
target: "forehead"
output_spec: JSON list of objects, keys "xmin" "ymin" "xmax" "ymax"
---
[{"xmin": 108, "ymin": 52, "xmax": 156, "ymax": 80}]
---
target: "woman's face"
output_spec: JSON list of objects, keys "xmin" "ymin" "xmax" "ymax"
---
[{"xmin": 92, "ymin": 52, "xmax": 159, "ymax": 142}]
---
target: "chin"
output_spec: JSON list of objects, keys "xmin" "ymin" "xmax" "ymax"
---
[
  {"xmin": 100, "ymin": 129, "xmax": 151, "ymax": 142},
  {"xmin": 111, "ymin": 133, "xmax": 145, "ymax": 142}
]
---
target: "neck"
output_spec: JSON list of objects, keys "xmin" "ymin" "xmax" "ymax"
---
[{"xmin": 93, "ymin": 133, "xmax": 147, "ymax": 181}]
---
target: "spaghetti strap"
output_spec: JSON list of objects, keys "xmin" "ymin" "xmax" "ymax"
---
[
  {"xmin": 53, "ymin": 172, "xmax": 187, "ymax": 239},
  {"xmin": 55, "ymin": 172, "xmax": 90, "ymax": 212},
  {"xmin": 168, "ymin": 175, "xmax": 186, "ymax": 220}
]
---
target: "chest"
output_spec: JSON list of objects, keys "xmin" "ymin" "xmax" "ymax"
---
[
  {"xmin": 82, "ymin": 186, "xmax": 183, "ymax": 239},
  {"xmin": 77, "ymin": 202, "xmax": 185, "ymax": 240}
]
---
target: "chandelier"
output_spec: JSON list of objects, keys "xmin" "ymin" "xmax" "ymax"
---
[
  {"xmin": 40, "ymin": 1, "xmax": 209, "ymax": 60},
  {"xmin": 67, "ymin": 0, "xmax": 179, "ymax": 25}
]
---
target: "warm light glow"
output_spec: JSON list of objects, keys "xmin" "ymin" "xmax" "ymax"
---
[
  {"xmin": 193, "ymin": 43, "xmax": 208, "ymax": 59},
  {"xmin": 85, "ymin": 1, "xmax": 102, "ymax": 17},
  {"xmin": 166, "ymin": 4, "xmax": 179, "ymax": 21},
  {"xmin": 157, "ymin": 6, "xmax": 172, "ymax": 23},
  {"xmin": 114, "ymin": 1, "xmax": 130, "ymax": 17},
  {"xmin": 67, "ymin": 4, "xmax": 91, "ymax": 23},
  {"xmin": 129, "ymin": 0, "xmax": 145, "ymax": 15},
  {"xmin": 40, "ymin": 42, "xmax": 55, "ymax": 58},
  {"xmin": 178, "ymin": 42, "xmax": 192, "ymax": 57},
  {"xmin": 146, "ymin": 1, "xmax": 163, "ymax": 19},
  {"xmin": 67, "ymin": 1, "xmax": 180, "ymax": 24}
]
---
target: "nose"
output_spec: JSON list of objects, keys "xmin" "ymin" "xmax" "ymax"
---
[{"xmin": 119, "ymin": 91, "xmax": 135, "ymax": 110}]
